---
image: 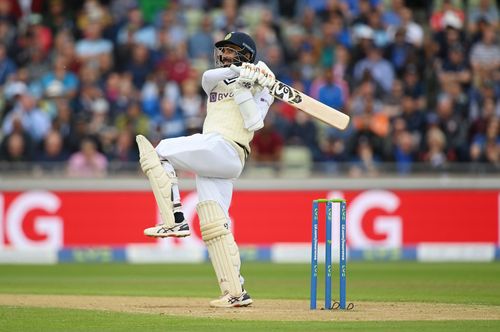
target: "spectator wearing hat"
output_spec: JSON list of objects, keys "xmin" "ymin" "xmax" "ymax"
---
[
  {"xmin": 430, "ymin": 0, "xmax": 465, "ymax": 32},
  {"xmin": 433, "ymin": 8, "xmax": 467, "ymax": 62}
]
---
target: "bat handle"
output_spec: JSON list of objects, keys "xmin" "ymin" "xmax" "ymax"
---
[
  {"xmin": 229, "ymin": 64, "xmax": 241, "ymax": 75},
  {"xmin": 229, "ymin": 64, "xmax": 276, "ymax": 91}
]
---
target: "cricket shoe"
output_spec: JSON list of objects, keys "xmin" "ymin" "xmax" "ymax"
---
[
  {"xmin": 210, "ymin": 290, "xmax": 253, "ymax": 308},
  {"xmin": 143, "ymin": 221, "xmax": 190, "ymax": 238}
]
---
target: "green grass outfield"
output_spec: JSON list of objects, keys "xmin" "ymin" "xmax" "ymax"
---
[{"xmin": 0, "ymin": 262, "xmax": 500, "ymax": 331}]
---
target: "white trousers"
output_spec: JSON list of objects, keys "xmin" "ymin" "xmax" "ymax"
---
[{"xmin": 155, "ymin": 133, "xmax": 244, "ymax": 217}]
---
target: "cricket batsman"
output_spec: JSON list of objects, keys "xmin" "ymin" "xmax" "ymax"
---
[{"xmin": 136, "ymin": 31, "xmax": 275, "ymax": 307}]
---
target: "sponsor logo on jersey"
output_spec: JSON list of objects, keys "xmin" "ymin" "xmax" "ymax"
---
[{"xmin": 210, "ymin": 91, "xmax": 234, "ymax": 102}]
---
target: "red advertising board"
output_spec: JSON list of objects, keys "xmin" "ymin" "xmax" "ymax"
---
[{"xmin": 0, "ymin": 190, "xmax": 499, "ymax": 249}]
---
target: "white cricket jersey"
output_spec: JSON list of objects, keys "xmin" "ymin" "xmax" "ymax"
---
[{"xmin": 201, "ymin": 68, "xmax": 273, "ymax": 157}]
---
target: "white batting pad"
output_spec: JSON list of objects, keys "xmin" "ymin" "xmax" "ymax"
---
[
  {"xmin": 136, "ymin": 135, "xmax": 175, "ymax": 227},
  {"xmin": 197, "ymin": 200, "xmax": 242, "ymax": 297}
]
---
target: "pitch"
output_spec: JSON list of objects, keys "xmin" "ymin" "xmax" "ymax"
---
[{"xmin": 1, "ymin": 262, "xmax": 499, "ymax": 330}]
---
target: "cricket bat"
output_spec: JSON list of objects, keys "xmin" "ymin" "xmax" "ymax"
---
[{"xmin": 230, "ymin": 65, "xmax": 350, "ymax": 130}]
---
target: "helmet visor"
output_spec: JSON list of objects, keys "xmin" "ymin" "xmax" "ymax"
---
[{"xmin": 214, "ymin": 45, "xmax": 253, "ymax": 68}]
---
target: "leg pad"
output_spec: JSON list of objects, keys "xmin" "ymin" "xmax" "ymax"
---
[
  {"xmin": 197, "ymin": 200, "xmax": 242, "ymax": 297},
  {"xmin": 136, "ymin": 135, "xmax": 175, "ymax": 227}
]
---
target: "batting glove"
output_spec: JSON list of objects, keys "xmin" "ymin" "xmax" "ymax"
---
[
  {"xmin": 255, "ymin": 61, "xmax": 275, "ymax": 89},
  {"xmin": 236, "ymin": 63, "xmax": 259, "ymax": 90}
]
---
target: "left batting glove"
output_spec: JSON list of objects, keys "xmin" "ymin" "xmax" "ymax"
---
[
  {"xmin": 255, "ymin": 61, "xmax": 275, "ymax": 89},
  {"xmin": 236, "ymin": 63, "xmax": 259, "ymax": 90}
]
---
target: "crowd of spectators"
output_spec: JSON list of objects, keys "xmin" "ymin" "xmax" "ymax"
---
[{"xmin": 0, "ymin": 0, "xmax": 499, "ymax": 177}]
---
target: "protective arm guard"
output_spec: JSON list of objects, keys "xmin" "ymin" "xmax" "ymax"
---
[
  {"xmin": 136, "ymin": 135, "xmax": 176, "ymax": 227},
  {"xmin": 197, "ymin": 200, "xmax": 243, "ymax": 297}
]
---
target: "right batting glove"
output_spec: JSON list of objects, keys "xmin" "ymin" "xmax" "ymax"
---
[{"xmin": 255, "ymin": 61, "xmax": 275, "ymax": 89}]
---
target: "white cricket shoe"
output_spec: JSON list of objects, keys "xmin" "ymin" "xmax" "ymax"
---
[
  {"xmin": 210, "ymin": 290, "xmax": 253, "ymax": 308},
  {"xmin": 144, "ymin": 221, "xmax": 190, "ymax": 238}
]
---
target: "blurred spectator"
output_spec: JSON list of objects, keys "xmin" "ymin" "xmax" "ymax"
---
[
  {"xmin": 349, "ymin": 79, "xmax": 383, "ymax": 117},
  {"xmin": 75, "ymin": 21, "xmax": 113, "ymax": 68},
  {"xmin": 430, "ymin": 0, "xmax": 465, "ymax": 32},
  {"xmin": 115, "ymin": 101, "xmax": 149, "ymax": 137},
  {"xmin": 140, "ymin": 73, "xmax": 161, "ymax": 118},
  {"xmin": 469, "ymin": 118, "xmax": 500, "ymax": 170},
  {"xmin": 392, "ymin": 129, "xmax": 417, "ymax": 174},
  {"xmin": 432, "ymin": 95, "xmax": 469, "ymax": 161},
  {"xmin": 469, "ymin": 24, "xmax": 500, "ymax": 86},
  {"xmin": 349, "ymin": 137, "xmax": 379, "ymax": 177},
  {"xmin": 124, "ymin": 43, "xmax": 154, "ymax": 88},
  {"xmin": 385, "ymin": 27, "xmax": 416, "ymax": 77},
  {"xmin": 433, "ymin": 11, "xmax": 466, "ymax": 62},
  {"xmin": 468, "ymin": 79, "xmax": 500, "ymax": 121},
  {"xmin": 313, "ymin": 69, "xmax": 344, "ymax": 112},
  {"xmin": 43, "ymin": 0, "xmax": 76, "ymax": 36},
  {"xmin": 0, "ymin": 42, "xmax": 15, "ymax": 85},
  {"xmin": 188, "ymin": 15, "xmax": 215, "ymax": 63},
  {"xmin": 467, "ymin": 0, "xmax": 498, "ymax": 34},
  {"xmin": 87, "ymin": 97, "xmax": 111, "ymax": 137},
  {"xmin": 35, "ymin": 129, "xmax": 69, "ymax": 166},
  {"xmin": 0, "ymin": 0, "xmax": 16, "ymax": 25},
  {"xmin": 402, "ymin": 65, "xmax": 425, "ymax": 110},
  {"xmin": 155, "ymin": 6, "xmax": 187, "ymax": 49},
  {"xmin": 67, "ymin": 136, "xmax": 107, "ymax": 177},
  {"xmin": 398, "ymin": 7, "xmax": 424, "ymax": 48},
  {"xmin": 106, "ymin": 129, "xmax": 138, "ymax": 163},
  {"xmin": 2, "ymin": 91, "xmax": 51, "ymax": 143},
  {"xmin": 39, "ymin": 55, "xmax": 79, "ymax": 101},
  {"xmin": 117, "ymin": 4, "xmax": 157, "ymax": 50},
  {"xmin": 0, "ymin": 131, "xmax": 32, "ymax": 162},
  {"xmin": 353, "ymin": 44, "xmax": 395, "ymax": 92},
  {"xmin": 156, "ymin": 43, "xmax": 192, "ymax": 85},
  {"xmin": 213, "ymin": 0, "xmax": 246, "ymax": 33},
  {"xmin": 178, "ymin": 78, "xmax": 203, "ymax": 133},
  {"xmin": 438, "ymin": 43, "xmax": 471, "ymax": 89},
  {"xmin": 420, "ymin": 125, "xmax": 448, "ymax": 169},
  {"xmin": 381, "ymin": 0, "xmax": 404, "ymax": 28},
  {"xmin": 319, "ymin": 136, "xmax": 349, "ymax": 173},
  {"xmin": 76, "ymin": 0, "xmax": 112, "ymax": 33},
  {"xmin": 286, "ymin": 111, "xmax": 322, "ymax": 161},
  {"xmin": 397, "ymin": 94, "xmax": 427, "ymax": 146},
  {"xmin": 251, "ymin": 118, "xmax": 284, "ymax": 163},
  {"xmin": 0, "ymin": 17, "xmax": 16, "ymax": 53},
  {"xmin": 367, "ymin": 9, "xmax": 389, "ymax": 48},
  {"xmin": 382, "ymin": 79, "xmax": 404, "ymax": 117},
  {"xmin": 151, "ymin": 98, "xmax": 186, "ymax": 139}
]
